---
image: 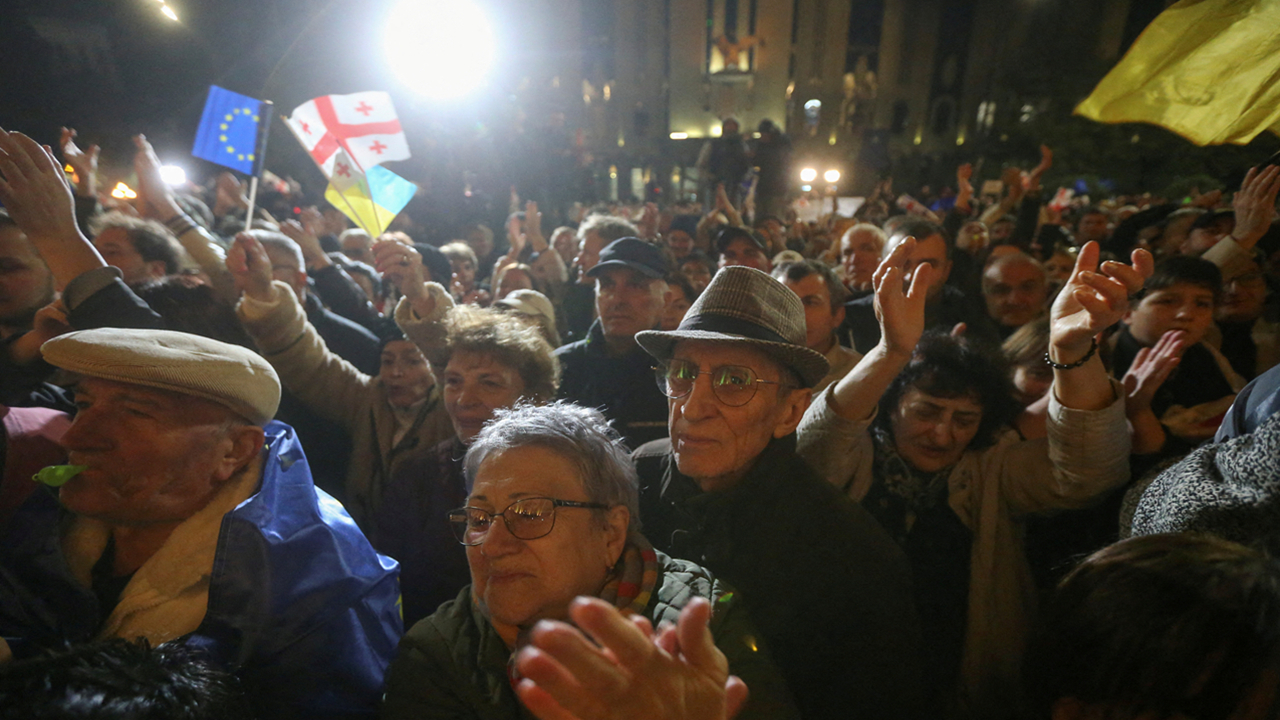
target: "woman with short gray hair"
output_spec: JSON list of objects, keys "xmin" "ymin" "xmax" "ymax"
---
[{"xmin": 383, "ymin": 402, "xmax": 800, "ymax": 720}]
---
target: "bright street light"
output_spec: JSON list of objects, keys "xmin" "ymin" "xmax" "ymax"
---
[
  {"xmin": 799, "ymin": 167, "xmax": 817, "ymax": 183},
  {"xmin": 384, "ymin": 0, "xmax": 496, "ymax": 100},
  {"xmin": 824, "ymin": 169, "xmax": 841, "ymax": 183},
  {"xmin": 160, "ymin": 165, "xmax": 187, "ymax": 186},
  {"xmin": 111, "ymin": 182, "xmax": 138, "ymax": 200},
  {"xmin": 160, "ymin": 4, "xmax": 178, "ymax": 21},
  {"xmin": 669, "ymin": 132, "xmax": 688, "ymax": 140}
]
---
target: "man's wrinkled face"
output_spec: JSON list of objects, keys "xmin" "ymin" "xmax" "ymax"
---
[
  {"xmin": 595, "ymin": 267, "xmax": 668, "ymax": 341},
  {"xmin": 983, "ymin": 260, "xmax": 1047, "ymax": 328},
  {"xmin": 667, "ymin": 341, "xmax": 809, "ymax": 493},
  {"xmin": 0, "ymin": 225, "xmax": 54, "ymax": 329},
  {"xmin": 841, "ymin": 229, "xmax": 882, "ymax": 290},
  {"xmin": 1076, "ymin": 213, "xmax": 1110, "ymax": 245},
  {"xmin": 59, "ymin": 379, "xmax": 250, "ymax": 526},
  {"xmin": 888, "ymin": 233, "xmax": 951, "ymax": 300},
  {"xmin": 719, "ymin": 238, "xmax": 770, "ymax": 273},
  {"xmin": 783, "ymin": 274, "xmax": 843, "ymax": 352},
  {"xmin": 1182, "ymin": 215, "xmax": 1235, "ymax": 256},
  {"xmin": 94, "ymin": 227, "xmax": 164, "ymax": 286},
  {"xmin": 1217, "ymin": 263, "xmax": 1267, "ymax": 324}
]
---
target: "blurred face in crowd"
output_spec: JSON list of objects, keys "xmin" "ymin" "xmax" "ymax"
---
[
  {"xmin": 342, "ymin": 232, "xmax": 374, "ymax": 265},
  {"xmin": 1012, "ymin": 363, "xmax": 1054, "ymax": 407},
  {"xmin": 467, "ymin": 228, "xmax": 494, "ymax": 261},
  {"xmin": 681, "ymin": 258, "xmax": 713, "ymax": 294},
  {"xmin": 576, "ymin": 230, "xmax": 607, "ymax": 275},
  {"xmin": 0, "ymin": 224, "xmax": 54, "ymax": 332},
  {"xmin": 595, "ymin": 267, "xmax": 669, "ymax": 343},
  {"xmin": 442, "ymin": 350, "xmax": 526, "ymax": 443},
  {"xmin": 758, "ymin": 219, "xmax": 785, "ymax": 249},
  {"xmin": 59, "ymin": 378, "xmax": 261, "ymax": 528},
  {"xmin": 1076, "ymin": 212, "xmax": 1110, "ymax": 245},
  {"xmin": 841, "ymin": 228, "xmax": 883, "ymax": 291},
  {"xmin": 496, "ymin": 267, "xmax": 534, "ymax": 301},
  {"xmin": 1125, "ymin": 282, "xmax": 1216, "ymax": 347},
  {"xmin": 451, "ymin": 257, "xmax": 477, "ymax": 293},
  {"xmin": 983, "ymin": 257, "xmax": 1048, "ymax": 328},
  {"xmin": 465, "ymin": 445, "xmax": 628, "ymax": 637},
  {"xmin": 889, "ymin": 233, "xmax": 951, "ymax": 301},
  {"xmin": 890, "ymin": 387, "xmax": 983, "ymax": 473},
  {"xmin": 552, "ymin": 228, "xmax": 577, "ymax": 266},
  {"xmin": 989, "ymin": 218, "xmax": 1015, "ymax": 245},
  {"xmin": 719, "ymin": 238, "xmax": 770, "ymax": 273},
  {"xmin": 783, "ymin": 273, "xmax": 844, "ymax": 353},
  {"xmin": 1044, "ymin": 250, "xmax": 1075, "ymax": 285},
  {"xmin": 1217, "ymin": 260, "xmax": 1267, "ymax": 324},
  {"xmin": 380, "ymin": 340, "xmax": 433, "ymax": 409},
  {"xmin": 666, "ymin": 341, "xmax": 809, "ymax": 493},
  {"xmin": 666, "ymin": 230, "xmax": 694, "ymax": 260},
  {"xmin": 94, "ymin": 228, "xmax": 166, "ymax": 286},
  {"xmin": 263, "ymin": 244, "xmax": 307, "ymax": 301},
  {"xmin": 661, "ymin": 283, "xmax": 694, "ymax": 331},
  {"xmin": 1181, "ymin": 215, "xmax": 1235, "ymax": 257}
]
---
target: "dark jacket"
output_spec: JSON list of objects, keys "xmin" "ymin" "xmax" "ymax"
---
[
  {"xmin": 381, "ymin": 551, "xmax": 800, "ymax": 720},
  {"xmin": 304, "ymin": 291, "xmax": 383, "ymax": 377},
  {"xmin": 554, "ymin": 320, "xmax": 669, "ymax": 449},
  {"xmin": 371, "ymin": 436, "xmax": 472, "ymax": 628},
  {"xmin": 0, "ymin": 422, "xmax": 403, "ymax": 719},
  {"xmin": 839, "ymin": 283, "xmax": 998, "ymax": 354},
  {"xmin": 634, "ymin": 436, "xmax": 925, "ymax": 720}
]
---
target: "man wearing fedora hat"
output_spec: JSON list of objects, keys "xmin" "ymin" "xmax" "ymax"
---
[
  {"xmin": 555, "ymin": 237, "xmax": 673, "ymax": 448},
  {"xmin": 633, "ymin": 265, "xmax": 923, "ymax": 720}
]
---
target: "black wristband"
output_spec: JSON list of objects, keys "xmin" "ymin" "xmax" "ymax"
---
[{"xmin": 1045, "ymin": 337, "xmax": 1098, "ymax": 370}]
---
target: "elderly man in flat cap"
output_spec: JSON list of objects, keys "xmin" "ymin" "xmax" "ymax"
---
[
  {"xmin": 632, "ymin": 265, "xmax": 924, "ymax": 720},
  {"xmin": 0, "ymin": 129, "xmax": 401, "ymax": 719}
]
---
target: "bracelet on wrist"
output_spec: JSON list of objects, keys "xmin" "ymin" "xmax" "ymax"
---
[{"xmin": 1045, "ymin": 337, "xmax": 1098, "ymax": 370}]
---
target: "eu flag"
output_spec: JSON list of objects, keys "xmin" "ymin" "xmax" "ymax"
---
[{"xmin": 193, "ymin": 86, "xmax": 264, "ymax": 175}]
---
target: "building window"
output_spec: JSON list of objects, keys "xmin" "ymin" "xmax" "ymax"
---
[
  {"xmin": 890, "ymin": 100, "xmax": 909, "ymax": 135},
  {"xmin": 930, "ymin": 97, "xmax": 954, "ymax": 136},
  {"xmin": 976, "ymin": 101, "xmax": 996, "ymax": 134}
]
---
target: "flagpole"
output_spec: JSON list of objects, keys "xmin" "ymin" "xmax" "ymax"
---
[{"xmin": 244, "ymin": 100, "xmax": 276, "ymax": 233}]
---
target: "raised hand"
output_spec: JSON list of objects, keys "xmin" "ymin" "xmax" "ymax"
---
[
  {"xmin": 1027, "ymin": 145, "xmax": 1053, "ymax": 192},
  {"xmin": 1123, "ymin": 329, "xmax": 1185, "ymax": 413},
  {"xmin": 514, "ymin": 596, "xmax": 748, "ymax": 720},
  {"xmin": 280, "ymin": 218, "xmax": 331, "ymax": 269},
  {"xmin": 1231, "ymin": 164, "xmax": 1280, "ymax": 248},
  {"xmin": 525, "ymin": 200, "xmax": 548, "ymax": 251},
  {"xmin": 373, "ymin": 239, "xmax": 433, "ymax": 316},
  {"xmin": 872, "ymin": 236, "xmax": 933, "ymax": 358},
  {"xmin": 1049, "ymin": 241, "xmax": 1152, "ymax": 362},
  {"xmin": 227, "ymin": 232, "xmax": 275, "ymax": 301},
  {"xmin": 955, "ymin": 163, "xmax": 974, "ymax": 211},
  {"xmin": 638, "ymin": 201, "xmax": 660, "ymax": 239},
  {"xmin": 132, "ymin": 134, "xmax": 181, "ymax": 222},
  {"xmin": 214, "ymin": 172, "xmax": 248, "ymax": 217},
  {"xmin": 60, "ymin": 127, "xmax": 99, "ymax": 198},
  {"xmin": 0, "ymin": 129, "xmax": 81, "ymax": 246}
]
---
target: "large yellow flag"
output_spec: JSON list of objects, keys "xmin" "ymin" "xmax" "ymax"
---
[{"xmin": 1075, "ymin": 0, "xmax": 1280, "ymax": 146}]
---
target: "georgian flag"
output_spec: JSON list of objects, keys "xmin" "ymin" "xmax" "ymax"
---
[{"xmin": 284, "ymin": 91, "xmax": 410, "ymax": 175}]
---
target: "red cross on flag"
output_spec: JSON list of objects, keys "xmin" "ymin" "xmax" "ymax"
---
[{"xmin": 284, "ymin": 90, "xmax": 410, "ymax": 176}]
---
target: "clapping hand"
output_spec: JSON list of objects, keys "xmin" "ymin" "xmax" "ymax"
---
[
  {"xmin": 514, "ymin": 596, "xmax": 748, "ymax": 720},
  {"xmin": 132, "ymin": 134, "xmax": 181, "ymax": 222},
  {"xmin": 872, "ymin": 236, "xmax": 933, "ymax": 358},
  {"xmin": 1122, "ymin": 329, "xmax": 1185, "ymax": 414},
  {"xmin": 1231, "ymin": 164, "xmax": 1280, "ymax": 248},
  {"xmin": 59, "ymin": 127, "xmax": 99, "ymax": 197},
  {"xmin": 1049, "ymin": 241, "xmax": 1152, "ymax": 363}
]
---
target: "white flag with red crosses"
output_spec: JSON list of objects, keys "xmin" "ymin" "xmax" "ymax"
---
[{"xmin": 284, "ymin": 91, "xmax": 410, "ymax": 176}]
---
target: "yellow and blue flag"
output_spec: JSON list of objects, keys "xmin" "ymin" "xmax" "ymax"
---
[
  {"xmin": 325, "ymin": 163, "xmax": 417, "ymax": 237},
  {"xmin": 1075, "ymin": 0, "xmax": 1280, "ymax": 146},
  {"xmin": 193, "ymin": 86, "xmax": 265, "ymax": 174}
]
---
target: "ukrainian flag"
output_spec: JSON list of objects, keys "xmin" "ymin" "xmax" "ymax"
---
[
  {"xmin": 1075, "ymin": 0, "xmax": 1280, "ymax": 146},
  {"xmin": 193, "ymin": 86, "xmax": 265, "ymax": 174},
  {"xmin": 325, "ymin": 165, "xmax": 417, "ymax": 237}
]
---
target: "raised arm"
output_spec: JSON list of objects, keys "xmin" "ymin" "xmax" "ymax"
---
[
  {"xmin": 825, "ymin": 237, "xmax": 933, "ymax": 421},
  {"xmin": 1048, "ymin": 241, "xmax": 1152, "ymax": 411}
]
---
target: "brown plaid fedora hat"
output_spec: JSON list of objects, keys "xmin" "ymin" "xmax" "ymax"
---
[{"xmin": 636, "ymin": 265, "xmax": 829, "ymax": 388}]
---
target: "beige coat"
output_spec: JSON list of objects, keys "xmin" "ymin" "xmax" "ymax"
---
[
  {"xmin": 237, "ymin": 281, "xmax": 454, "ymax": 528},
  {"xmin": 796, "ymin": 381, "xmax": 1130, "ymax": 717}
]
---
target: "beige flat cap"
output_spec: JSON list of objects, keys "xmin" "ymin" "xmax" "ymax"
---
[{"xmin": 42, "ymin": 328, "xmax": 281, "ymax": 425}]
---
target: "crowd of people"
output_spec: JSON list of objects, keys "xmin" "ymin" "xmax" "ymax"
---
[{"xmin": 2, "ymin": 117, "xmax": 1280, "ymax": 720}]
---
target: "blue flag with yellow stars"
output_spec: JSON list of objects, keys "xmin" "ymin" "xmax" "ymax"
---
[{"xmin": 193, "ymin": 86, "xmax": 264, "ymax": 174}]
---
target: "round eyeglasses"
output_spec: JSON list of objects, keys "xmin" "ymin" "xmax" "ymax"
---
[
  {"xmin": 448, "ymin": 496, "xmax": 610, "ymax": 546},
  {"xmin": 654, "ymin": 358, "xmax": 783, "ymax": 407}
]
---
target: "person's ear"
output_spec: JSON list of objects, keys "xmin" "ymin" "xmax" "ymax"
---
[
  {"xmin": 834, "ymin": 303, "xmax": 846, "ymax": 326},
  {"xmin": 772, "ymin": 387, "xmax": 812, "ymax": 438},
  {"xmin": 937, "ymin": 257, "xmax": 953, "ymax": 285},
  {"xmin": 601, "ymin": 505, "xmax": 630, "ymax": 567},
  {"xmin": 213, "ymin": 424, "xmax": 265, "ymax": 485}
]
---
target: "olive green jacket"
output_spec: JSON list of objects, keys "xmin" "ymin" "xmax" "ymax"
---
[{"xmin": 380, "ymin": 550, "xmax": 798, "ymax": 720}]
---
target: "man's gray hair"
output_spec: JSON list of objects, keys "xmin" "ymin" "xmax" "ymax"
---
[
  {"xmin": 578, "ymin": 215, "xmax": 639, "ymax": 247},
  {"xmin": 464, "ymin": 402, "xmax": 640, "ymax": 528},
  {"xmin": 247, "ymin": 230, "xmax": 303, "ymax": 270}
]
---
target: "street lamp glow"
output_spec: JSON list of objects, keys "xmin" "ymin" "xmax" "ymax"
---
[
  {"xmin": 824, "ymin": 169, "xmax": 841, "ymax": 183},
  {"xmin": 799, "ymin": 167, "xmax": 817, "ymax": 183},
  {"xmin": 669, "ymin": 132, "xmax": 688, "ymax": 140},
  {"xmin": 160, "ymin": 4, "xmax": 178, "ymax": 21},
  {"xmin": 160, "ymin": 165, "xmax": 187, "ymax": 186},
  {"xmin": 111, "ymin": 182, "xmax": 138, "ymax": 200},
  {"xmin": 384, "ymin": 0, "xmax": 495, "ymax": 100}
]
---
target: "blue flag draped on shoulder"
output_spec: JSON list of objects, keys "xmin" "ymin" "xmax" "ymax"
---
[{"xmin": 193, "ymin": 86, "xmax": 266, "ymax": 174}]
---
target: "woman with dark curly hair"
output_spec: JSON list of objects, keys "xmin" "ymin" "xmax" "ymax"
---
[{"xmin": 798, "ymin": 238, "xmax": 1146, "ymax": 718}]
